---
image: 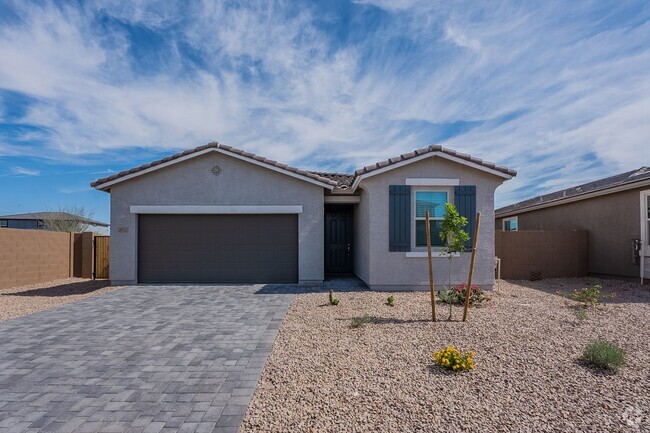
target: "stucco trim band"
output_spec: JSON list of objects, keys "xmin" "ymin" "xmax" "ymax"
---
[
  {"xmin": 130, "ymin": 205, "xmax": 304, "ymax": 214},
  {"xmin": 405, "ymin": 178, "xmax": 460, "ymax": 186}
]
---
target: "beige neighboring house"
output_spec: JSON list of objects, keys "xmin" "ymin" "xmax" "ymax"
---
[
  {"xmin": 91, "ymin": 142, "xmax": 515, "ymax": 289},
  {"xmin": 495, "ymin": 167, "xmax": 650, "ymax": 282}
]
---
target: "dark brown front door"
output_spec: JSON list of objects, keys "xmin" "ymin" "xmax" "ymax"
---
[
  {"xmin": 138, "ymin": 214, "xmax": 298, "ymax": 284},
  {"xmin": 325, "ymin": 206, "xmax": 353, "ymax": 274}
]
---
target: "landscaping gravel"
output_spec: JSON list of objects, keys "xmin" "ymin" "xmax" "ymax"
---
[
  {"xmin": 0, "ymin": 278, "xmax": 123, "ymax": 321},
  {"xmin": 242, "ymin": 278, "xmax": 650, "ymax": 432}
]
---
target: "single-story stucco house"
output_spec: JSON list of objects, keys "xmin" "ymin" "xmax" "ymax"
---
[
  {"xmin": 496, "ymin": 166, "xmax": 650, "ymax": 283},
  {"xmin": 91, "ymin": 142, "xmax": 516, "ymax": 290}
]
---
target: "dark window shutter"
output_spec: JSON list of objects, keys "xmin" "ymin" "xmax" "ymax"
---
[
  {"xmin": 389, "ymin": 185, "xmax": 411, "ymax": 252},
  {"xmin": 454, "ymin": 185, "xmax": 476, "ymax": 251}
]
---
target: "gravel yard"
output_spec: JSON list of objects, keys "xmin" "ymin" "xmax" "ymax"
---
[
  {"xmin": 243, "ymin": 278, "xmax": 650, "ymax": 432},
  {"xmin": 0, "ymin": 278, "xmax": 123, "ymax": 321}
]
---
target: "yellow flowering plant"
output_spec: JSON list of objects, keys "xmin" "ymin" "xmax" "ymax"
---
[{"xmin": 433, "ymin": 346, "xmax": 475, "ymax": 372}]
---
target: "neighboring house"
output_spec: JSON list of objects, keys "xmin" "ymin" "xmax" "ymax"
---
[
  {"xmin": 495, "ymin": 167, "xmax": 650, "ymax": 282},
  {"xmin": 0, "ymin": 212, "xmax": 109, "ymax": 232},
  {"xmin": 91, "ymin": 142, "xmax": 515, "ymax": 289}
]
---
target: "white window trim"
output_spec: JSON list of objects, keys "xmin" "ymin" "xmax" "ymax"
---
[
  {"xmin": 502, "ymin": 216, "xmax": 518, "ymax": 231},
  {"xmin": 130, "ymin": 205, "xmax": 303, "ymax": 214},
  {"xmin": 406, "ymin": 251, "xmax": 460, "ymax": 258},
  {"xmin": 411, "ymin": 187, "xmax": 453, "ymax": 250}
]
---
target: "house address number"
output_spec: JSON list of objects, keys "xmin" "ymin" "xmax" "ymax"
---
[{"xmin": 118, "ymin": 227, "xmax": 128, "ymax": 233}]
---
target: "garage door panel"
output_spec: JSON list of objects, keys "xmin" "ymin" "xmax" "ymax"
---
[{"xmin": 138, "ymin": 214, "xmax": 298, "ymax": 283}]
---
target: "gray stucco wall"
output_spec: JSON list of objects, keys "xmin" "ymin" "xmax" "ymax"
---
[
  {"xmin": 496, "ymin": 186, "xmax": 647, "ymax": 278},
  {"xmin": 353, "ymin": 188, "xmax": 370, "ymax": 283},
  {"xmin": 357, "ymin": 157, "xmax": 505, "ymax": 290},
  {"xmin": 108, "ymin": 151, "xmax": 325, "ymax": 284}
]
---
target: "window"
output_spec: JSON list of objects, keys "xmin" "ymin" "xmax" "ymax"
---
[
  {"xmin": 503, "ymin": 216, "xmax": 518, "ymax": 231},
  {"xmin": 0, "ymin": 220, "xmax": 7, "ymax": 228},
  {"xmin": 415, "ymin": 191, "xmax": 448, "ymax": 247}
]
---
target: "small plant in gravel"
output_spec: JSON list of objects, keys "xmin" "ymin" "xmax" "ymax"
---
[
  {"xmin": 438, "ymin": 283, "xmax": 490, "ymax": 308},
  {"xmin": 573, "ymin": 305, "xmax": 588, "ymax": 321},
  {"xmin": 582, "ymin": 340, "xmax": 625, "ymax": 371},
  {"xmin": 386, "ymin": 295, "xmax": 395, "ymax": 306},
  {"xmin": 328, "ymin": 289, "xmax": 339, "ymax": 306},
  {"xmin": 350, "ymin": 314, "xmax": 372, "ymax": 328},
  {"xmin": 558, "ymin": 284, "xmax": 616, "ymax": 308},
  {"xmin": 433, "ymin": 346, "xmax": 475, "ymax": 372}
]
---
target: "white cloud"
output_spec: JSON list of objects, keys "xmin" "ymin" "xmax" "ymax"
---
[
  {"xmin": 0, "ymin": 0, "xmax": 648, "ymax": 206},
  {"xmin": 11, "ymin": 166, "xmax": 40, "ymax": 176}
]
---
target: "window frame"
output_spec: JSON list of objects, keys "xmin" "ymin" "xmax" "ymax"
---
[
  {"xmin": 0, "ymin": 219, "xmax": 7, "ymax": 228},
  {"xmin": 411, "ymin": 187, "xmax": 453, "ymax": 250},
  {"xmin": 502, "ymin": 216, "xmax": 518, "ymax": 232}
]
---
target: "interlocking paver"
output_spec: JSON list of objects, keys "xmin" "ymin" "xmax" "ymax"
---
[{"xmin": 0, "ymin": 284, "xmax": 301, "ymax": 433}]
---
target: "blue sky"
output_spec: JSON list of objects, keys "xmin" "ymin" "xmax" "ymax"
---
[{"xmin": 1, "ymin": 0, "xmax": 649, "ymax": 224}]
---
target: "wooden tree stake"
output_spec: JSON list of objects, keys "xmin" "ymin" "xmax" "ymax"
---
[
  {"xmin": 462, "ymin": 212, "xmax": 481, "ymax": 322},
  {"xmin": 425, "ymin": 211, "xmax": 436, "ymax": 322}
]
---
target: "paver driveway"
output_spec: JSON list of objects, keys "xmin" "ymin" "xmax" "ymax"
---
[{"xmin": 0, "ymin": 284, "xmax": 298, "ymax": 433}]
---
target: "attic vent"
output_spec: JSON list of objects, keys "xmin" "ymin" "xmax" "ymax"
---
[{"xmin": 211, "ymin": 165, "xmax": 223, "ymax": 177}]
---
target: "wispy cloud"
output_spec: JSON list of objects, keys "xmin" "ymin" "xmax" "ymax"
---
[
  {"xmin": 11, "ymin": 166, "xmax": 40, "ymax": 176},
  {"xmin": 0, "ymin": 0, "xmax": 648, "ymax": 206}
]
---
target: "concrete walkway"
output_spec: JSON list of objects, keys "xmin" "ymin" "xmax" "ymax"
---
[{"xmin": 0, "ymin": 284, "xmax": 299, "ymax": 433}]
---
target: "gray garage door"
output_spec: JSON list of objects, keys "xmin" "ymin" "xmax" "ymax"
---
[{"xmin": 138, "ymin": 214, "xmax": 298, "ymax": 283}]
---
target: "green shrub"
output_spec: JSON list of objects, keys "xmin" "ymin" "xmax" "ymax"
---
[
  {"xmin": 582, "ymin": 340, "xmax": 625, "ymax": 371},
  {"xmin": 350, "ymin": 314, "xmax": 371, "ymax": 328},
  {"xmin": 573, "ymin": 305, "xmax": 588, "ymax": 321},
  {"xmin": 328, "ymin": 289, "xmax": 339, "ymax": 306},
  {"xmin": 386, "ymin": 295, "xmax": 395, "ymax": 306},
  {"xmin": 438, "ymin": 283, "xmax": 490, "ymax": 307},
  {"xmin": 558, "ymin": 284, "xmax": 616, "ymax": 308}
]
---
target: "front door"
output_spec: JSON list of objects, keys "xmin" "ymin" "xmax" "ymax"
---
[{"xmin": 325, "ymin": 206, "xmax": 353, "ymax": 274}]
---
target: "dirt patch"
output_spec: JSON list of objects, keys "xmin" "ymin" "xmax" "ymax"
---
[
  {"xmin": 243, "ymin": 278, "xmax": 650, "ymax": 432},
  {"xmin": 0, "ymin": 278, "xmax": 124, "ymax": 321}
]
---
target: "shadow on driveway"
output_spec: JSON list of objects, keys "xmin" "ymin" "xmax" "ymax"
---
[{"xmin": 2, "ymin": 280, "xmax": 112, "ymax": 297}]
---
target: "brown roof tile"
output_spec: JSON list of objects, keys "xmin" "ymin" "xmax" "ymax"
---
[
  {"xmin": 353, "ymin": 145, "xmax": 516, "ymax": 177},
  {"xmin": 91, "ymin": 142, "xmax": 515, "ymax": 190}
]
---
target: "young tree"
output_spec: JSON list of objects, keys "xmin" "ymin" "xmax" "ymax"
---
[
  {"xmin": 440, "ymin": 202, "xmax": 469, "ymax": 320},
  {"xmin": 43, "ymin": 206, "xmax": 93, "ymax": 232}
]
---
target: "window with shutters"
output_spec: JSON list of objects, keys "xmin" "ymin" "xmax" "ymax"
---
[{"xmin": 413, "ymin": 189, "xmax": 451, "ymax": 247}]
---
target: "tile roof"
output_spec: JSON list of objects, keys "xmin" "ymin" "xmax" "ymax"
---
[
  {"xmin": 496, "ymin": 166, "xmax": 650, "ymax": 216},
  {"xmin": 90, "ymin": 142, "xmax": 339, "ymax": 189},
  {"xmin": 0, "ymin": 212, "xmax": 109, "ymax": 227},
  {"xmin": 308, "ymin": 171, "xmax": 355, "ymax": 189},
  {"xmin": 91, "ymin": 142, "xmax": 515, "ymax": 191},
  {"xmin": 354, "ymin": 144, "xmax": 516, "ymax": 177}
]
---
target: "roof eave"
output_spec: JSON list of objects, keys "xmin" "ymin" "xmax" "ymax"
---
[
  {"xmin": 350, "ymin": 151, "xmax": 515, "ymax": 192},
  {"xmin": 91, "ymin": 147, "xmax": 336, "ymax": 191},
  {"xmin": 496, "ymin": 177, "xmax": 650, "ymax": 218}
]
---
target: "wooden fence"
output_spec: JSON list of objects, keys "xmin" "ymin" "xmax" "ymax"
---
[
  {"xmin": 495, "ymin": 230, "xmax": 588, "ymax": 280},
  {"xmin": 94, "ymin": 236, "xmax": 110, "ymax": 279}
]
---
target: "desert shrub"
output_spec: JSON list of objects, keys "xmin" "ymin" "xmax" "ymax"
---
[
  {"xmin": 386, "ymin": 295, "xmax": 395, "ymax": 306},
  {"xmin": 328, "ymin": 289, "xmax": 339, "ymax": 306},
  {"xmin": 582, "ymin": 340, "xmax": 625, "ymax": 371},
  {"xmin": 438, "ymin": 283, "xmax": 490, "ymax": 307},
  {"xmin": 558, "ymin": 284, "xmax": 616, "ymax": 308},
  {"xmin": 433, "ymin": 346, "xmax": 475, "ymax": 372},
  {"xmin": 350, "ymin": 314, "xmax": 371, "ymax": 328},
  {"xmin": 573, "ymin": 305, "xmax": 588, "ymax": 321}
]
